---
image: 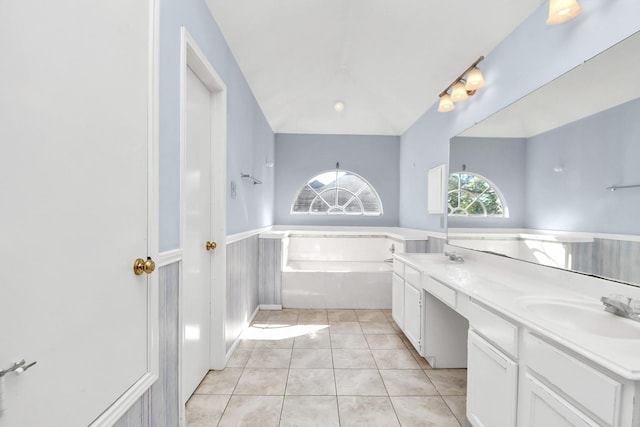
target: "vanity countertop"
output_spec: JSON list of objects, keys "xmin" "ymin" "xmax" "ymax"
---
[{"xmin": 394, "ymin": 252, "xmax": 640, "ymax": 380}]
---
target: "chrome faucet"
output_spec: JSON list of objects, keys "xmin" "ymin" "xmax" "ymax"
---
[
  {"xmin": 444, "ymin": 251, "xmax": 464, "ymax": 263},
  {"xmin": 601, "ymin": 295, "xmax": 640, "ymax": 322}
]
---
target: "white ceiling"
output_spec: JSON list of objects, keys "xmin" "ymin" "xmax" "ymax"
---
[
  {"xmin": 205, "ymin": 0, "xmax": 545, "ymax": 136},
  {"xmin": 460, "ymin": 31, "xmax": 640, "ymax": 138}
]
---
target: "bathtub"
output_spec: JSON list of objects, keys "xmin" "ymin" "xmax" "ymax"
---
[{"xmin": 281, "ymin": 234, "xmax": 400, "ymax": 309}]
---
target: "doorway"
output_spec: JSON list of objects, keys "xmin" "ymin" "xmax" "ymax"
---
[{"xmin": 179, "ymin": 28, "xmax": 228, "ymax": 414}]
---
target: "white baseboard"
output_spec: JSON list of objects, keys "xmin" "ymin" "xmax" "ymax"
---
[
  {"xmin": 259, "ymin": 304, "xmax": 282, "ymax": 310},
  {"xmin": 225, "ymin": 305, "xmax": 261, "ymax": 364}
]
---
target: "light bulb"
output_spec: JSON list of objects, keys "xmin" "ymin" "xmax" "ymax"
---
[
  {"xmin": 451, "ymin": 82, "xmax": 468, "ymax": 102},
  {"xmin": 438, "ymin": 94, "xmax": 455, "ymax": 112},
  {"xmin": 334, "ymin": 101, "xmax": 345, "ymax": 112},
  {"xmin": 547, "ymin": 0, "xmax": 582, "ymax": 24},
  {"xmin": 465, "ymin": 67, "xmax": 485, "ymax": 91}
]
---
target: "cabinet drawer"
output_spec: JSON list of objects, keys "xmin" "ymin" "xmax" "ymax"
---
[
  {"xmin": 424, "ymin": 276, "xmax": 456, "ymax": 309},
  {"xmin": 404, "ymin": 265, "xmax": 421, "ymax": 287},
  {"xmin": 523, "ymin": 333, "xmax": 621, "ymax": 426},
  {"xmin": 468, "ymin": 300, "xmax": 518, "ymax": 358},
  {"xmin": 393, "ymin": 260, "xmax": 405, "ymax": 277}
]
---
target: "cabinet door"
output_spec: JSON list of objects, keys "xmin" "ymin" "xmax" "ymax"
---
[
  {"xmin": 519, "ymin": 373, "xmax": 598, "ymax": 427},
  {"xmin": 404, "ymin": 282, "xmax": 422, "ymax": 353},
  {"xmin": 392, "ymin": 273, "xmax": 405, "ymax": 328},
  {"xmin": 467, "ymin": 331, "xmax": 518, "ymax": 427}
]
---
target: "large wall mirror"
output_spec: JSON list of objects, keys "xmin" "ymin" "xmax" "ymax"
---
[{"xmin": 447, "ymin": 31, "xmax": 640, "ymax": 287}]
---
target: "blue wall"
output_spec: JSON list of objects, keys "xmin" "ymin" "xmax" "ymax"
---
[
  {"xmin": 449, "ymin": 137, "xmax": 526, "ymax": 228},
  {"xmin": 399, "ymin": 0, "xmax": 640, "ymax": 232},
  {"xmin": 159, "ymin": 0, "xmax": 274, "ymax": 251},
  {"xmin": 525, "ymin": 97, "xmax": 640, "ymax": 234},
  {"xmin": 274, "ymin": 134, "xmax": 400, "ymax": 226}
]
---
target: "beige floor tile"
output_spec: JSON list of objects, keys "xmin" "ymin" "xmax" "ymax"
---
[
  {"xmin": 391, "ymin": 396, "xmax": 460, "ymax": 427},
  {"xmin": 328, "ymin": 321, "xmax": 363, "ymax": 334},
  {"xmin": 327, "ymin": 309, "xmax": 358, "ymax": 322},
  {"xmin": 290, "ymin": 348, "xmax": 333, "ymax": 368},
  {"xmin": 372, "ymin": 349, "xmax": 421, "ymax": 369},
  {"xmin": 365, "ymin": 334, "xmax": 407, "ymax": 350},
  {"xmin": 194, "ymin": 368, "xmax": 243, "ymax": 395},
  {"xmin": 235, "ymin": 338, "xmax": 257, "ymax": 349},
  {"xmin": 286, "ymin": 368, "xmax": 336, "ymax": 395},
  {"xmin": 355, "ymin": 310, "xmax": 388, "ymax": 322},
  {"xmin": 245, "ymin": 348, "xmax": 292, "ymax": 368},
  {"xmin": 379, "ymin": 370, "xmax": 438, "ymax": 396},
  {"xmin": 334, "ymin": 369, "xmax": 387, "ymax": 396},
  {"xmin": 332, "ymin": 349, "xmax": 377, "ymax": 369},
  {"xmin": 233, "ymin": 368, "xmax": 289, "ymax": 395},
  {"xmin": 225, "ymin": 349, "xmax": 252, "ymax": 368},
  {"xmin": 293, "ymin": 331, "xmax": 331, "ymax": 349},
  {"xmin": 217, "ymin": 395, "xmax": 283, "ymax": 427},
  {"xmin": 360, "ymin": 322, "xmax": 397, "ymax": 334},
  {"xmin": 297, "ymin": 309, "xmax": 328, "ymax": 322},
  {"xmin": 338, "ymin": 396, "xmax": 400, "ymax": 426},
  {"xmin": 330, "ymin": 333, "xmax": 368, "ymax": 349},
  {"xmin": 279, "ymin": 396, "xmax": 339, "ymax": 427},
  {"xmin": 253, "ymin": 337, "xmax": 295, "ymax": 349},
  {"xmin": 185, "ymin": 394, "xmax": 230, "ymax": 427},
  {"xmin": 443, "ymin": 395, "xmax": 472, "ymax": 427},
  {"xmin": 253, "ymin": 311, "xmax": 270, "ymax": 321},
  {"xmin": 425, "ymin": 369, "xmax": 467, "ymax": 396}
]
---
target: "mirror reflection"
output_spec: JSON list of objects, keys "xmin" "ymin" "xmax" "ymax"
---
[{"xmin": 447, "ymin": 31, "xmax": 640, "ymax": 287}]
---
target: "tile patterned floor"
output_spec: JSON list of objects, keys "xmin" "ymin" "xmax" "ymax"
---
[{"xmin": 186, "ymin": 309, "xmax": 471, "ymax": 427}]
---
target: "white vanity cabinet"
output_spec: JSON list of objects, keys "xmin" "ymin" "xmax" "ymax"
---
[
  {"xmin": 392, "ymin": 272, "xmax": 404, "ymax": 329},
  {"xmin": 403, "ymin": 278, "xmax": 422, "ymax": 352},
  {"xmin": 518, "ymin": 333, "xmax": 634, "ymax": 427},
  {"xmin": 467, "ymin": 300, "xmax": 519, "ymax": 427},
  {"xmin": 391, "ymin": 259, "xmax": 422, "ymax": 353}
]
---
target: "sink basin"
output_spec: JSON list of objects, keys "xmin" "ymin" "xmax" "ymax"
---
[{"xmin": 518, "ymin": 297, "xmax": 640, "ymax": 339}]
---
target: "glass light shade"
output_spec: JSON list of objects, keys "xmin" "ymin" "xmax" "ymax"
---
[
  {"xmin": 465, "ymin": 67, "xmax": 485, "ymax": 91},
  {"xmin": 438, "ymin": 94, "xmax": 455, "ymax": 112},
  {"xmin": 451, "ymin": 82, "xmax": 468, "ymax": 102},
  {"xmin": 547, "ymin": 0, "xmax": 582, "ymax": 24}
]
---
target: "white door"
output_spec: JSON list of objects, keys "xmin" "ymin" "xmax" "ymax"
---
[
  {"xmin": 181, "ymin": 66, "xmax": 214, "ymax": 403},
  {"xmin": 0, "ymin": 1, "xmax": 155, "ymax": 426}
]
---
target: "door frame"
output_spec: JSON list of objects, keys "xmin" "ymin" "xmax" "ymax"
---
[{"xmin": 178, "ymin": 26, "xmax": 228, "ymax": 417}]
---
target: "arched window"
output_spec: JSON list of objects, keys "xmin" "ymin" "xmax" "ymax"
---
[
  {"xmin": 448, "ymin": 172, "xmax": 507, "ymax": 217},
  {"xmin": 291, "ymin": 169, "xmax": 383, "ymax": 215}
]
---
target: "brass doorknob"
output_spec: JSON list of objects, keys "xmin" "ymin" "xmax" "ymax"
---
[
  {"xmin": 133, "ymin": 257, "xmax": 156, "ymax": 275},
  {"xmin": 205, "ymin": 241, "xmax": 217, "ymax": 251}
]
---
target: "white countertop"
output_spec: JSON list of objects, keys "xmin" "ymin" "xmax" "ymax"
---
[{"xmin": 393, "ymin": 252, "xmax": 640, "ymax": 380}]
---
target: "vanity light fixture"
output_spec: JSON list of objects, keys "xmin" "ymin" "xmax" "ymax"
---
[
  {"xmin": 438, "ymin": 56, "xmax": 485, "ymax": 113},
  {"xmin": 547, "ymin": 0, "xmax": 583, "ymax": 25}
]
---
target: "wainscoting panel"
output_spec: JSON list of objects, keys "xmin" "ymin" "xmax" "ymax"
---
[
  {"xmin": 150, "ymin": 262, "xmax": 180, "ymax": 427},
  {"xmin": 405, "ymin": 238, "xmax": 446, "ymax": 254},
  {"xmin": 226, "ymin": 235, "xmax": 259, "ymax": 352},
  {"xmin": 112, "ymin": 389, "xmax": 149, "ymax": 427},
  {"xmin": 258, "ymin": 238, "xmax": 282, "ymax": 305}
]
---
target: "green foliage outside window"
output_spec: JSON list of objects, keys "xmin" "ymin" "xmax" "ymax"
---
[{"xmin": 448, "ymin": 172, "xmax": 505, "ymax": 217}]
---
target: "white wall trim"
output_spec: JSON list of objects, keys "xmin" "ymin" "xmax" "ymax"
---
[
  {"xmin": 158, "ymin": 249, "xmax": 183, "ymax": 266},
  {"xmin": 226, "ymin": 226, "xmax": 273, "ymax": 244},
  {"xmin": 259, "ymin": 304, "xmax": 282, "ymax": 310},
  {"xmin": 89, "ymin": 372, "xmax": 158, "ymax": 427}
]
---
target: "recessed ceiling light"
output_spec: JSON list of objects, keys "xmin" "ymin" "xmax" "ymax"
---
[{"xmin": 334, "ymin": 101, "xmax": 345, "ymax": 112}]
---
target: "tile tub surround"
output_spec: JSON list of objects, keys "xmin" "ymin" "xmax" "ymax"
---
[{"xmin": 185, "ymin": 309, "xmax": 471, "ymax": 427}]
